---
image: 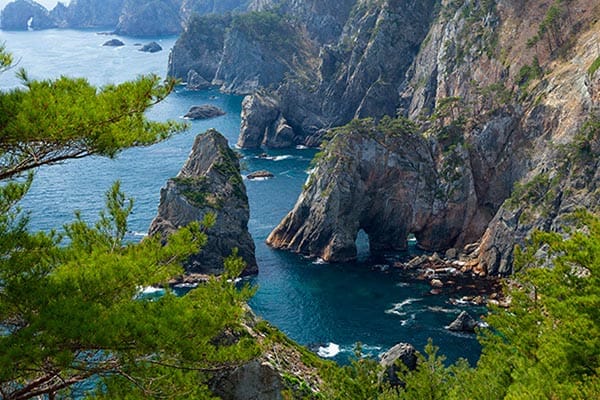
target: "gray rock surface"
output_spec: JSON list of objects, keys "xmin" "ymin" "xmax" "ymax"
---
[
  {"xmin": 247, "ymin": 170, "xmax": 273, "ymax": 180},
  {"xmin": 447, "ymin": 311, "xmax": 478, "ymax": 333},
  {"xmin": 184, "ymin": 104, "xmax": 226, "ymax": 120},
  {"xmin": 211, "ymin": 360, "xmax": 283, "ymax": 400},
  {"xmin": 267, "ymin": 120, "xmax": 491, "ymax": 262},
  {"xmin": 102, "ymin": 38, "xmax": 124, "ymax": 47},
  {"xmin": 149, "ymin": 129, "xmax": 257, "ymax": 275},
  {"xmin": 186, "ymin": 69, "xmax": 211, "ymax": 90},
  {"xmin": 379, "ymin": 342, "xmax": 417, "ymax": 387},
  {"xmin": 238, "ymin": 94, "xmax": 296, "ymax": 148},
  {"xmin": 139, "ymin": 41, "xmax": 162, "ymax": 53}
]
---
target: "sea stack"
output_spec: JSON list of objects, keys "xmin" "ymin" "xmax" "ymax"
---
[{"xmin": 149, "ymin": 129, "xmax": 257, "ymax": 276}]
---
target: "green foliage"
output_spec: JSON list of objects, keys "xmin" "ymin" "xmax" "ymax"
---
[
  {"xmin": 529, "ymin": 0, "xmax": 574, "ymax": 56},
  {"xmin": 0, "ymin": 47, "xmax": 258, "ymax": 399},
  {"xmin": 589, "ymin": 56, "xmax": 600, "ymax": 76},
  {"xmin": 320, "ymin": 345, "xmax": 385, "ymax": 400},
  {"xmin": 180, "ymin": 13, "xmax": 231, "ymax": 56},
  {"xmin": 464, "ymin": 211, "xmax": 600, "ymax": 399},
  {"xmin": 173, "ymin": 175, "xmax": 213, "ymax": 208},
  {"xmin": 0, "ymin": 69, "xmax": 185, "ymax": 180},
  {"xmin": 377, "ymin": 115, "xmax": 419, "ymax": 137},
  {"xmin": 506, "ymin": 172, "xmax": 558, "ymax": 211},
  {"xmin": 516, "ymin": 57, "xmax": 543, "ymax": 88},
  {"xmin": 0, "ymin": 181, "xmax": 259, "ymax": 399},
  {"xmin": 231, "ymin": 11, "xmax": 298, "ymax": 53}
]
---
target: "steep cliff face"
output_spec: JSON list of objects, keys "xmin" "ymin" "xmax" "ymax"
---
[
  {"xmin": 114, "ymin": 0, "xmax": 182, "ymax": 36},
  {"xmin": 0, "ymin": 0, "xmax": 250, "ymax": 36},
  {"xmin": 268, "ymin": 0, "xmax": 600, "ymax": 273},
  {"xmin": 232, "ymin": 0, "xmax": 438, "ymax": 147},
  {"xmin": 1, "ymin": 0, "xmax": 55, "ymax": 30},
  {"xmin": 62, "ymin": 0, "xmax": 125, "ymax": 29},
  {"xmin": 266, "ymin": 112, "xmax": 517, "ymax": 261},
  {"xmin": 149, "ymin": 129, "xmax": 257, "ymax": 275}
]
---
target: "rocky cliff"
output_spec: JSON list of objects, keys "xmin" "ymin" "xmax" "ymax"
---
[
  {"xmin": 1, "ymin": 0, "xmax": 55, "ymax": 30},
  {"xmin": 265, "ymin": 0, "xmax": 600, "ymax": 274},
  {"xmin": 1, "ymin": 0, "xmax": 250, "ymax": 36},
  {"xmin": 169, "ymin": 0, "xmax": 438, "ymax": 147},
  {"xmin": 148, "ymin": 129, "xmax": 257, "ymax": 275}
]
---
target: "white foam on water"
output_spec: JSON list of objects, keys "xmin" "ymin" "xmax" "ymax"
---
[
  {"xmin": 400, "ymin": 313, "xmax": 416, "ymax": 326},
  {"xmin": 317, "ymin": 343, "xmax": 340, "ymax": 358},
  {"xmin": 272, "ymin": 155, "xmax": 293, "ymax": 161},
  {"xmin": 130, "ymin": 231, "xmax": 148, "ymax": 237},
  {"xmin": 427, "ymin": 306, "xmax": 459, "ymax": 314},
  {"xmin": 173, "ymin": 282, "xmax": 199, "ymax": 289},
  {"xmin": 312, "ymin": 258, "xmax": 328, "ymax": 265},
  {"xmin": 140, "ymin": 286, "xmax": 165, "ymax": 294},
  {"xmin": 385, "ymin": 298, "xmax": 421, "ymax": 316},
  {"xmin": 245, "ymin": 176, "xmax": 270, "ymax": 181},
  {"xmin": 396, "ymin": 282, "xmax": 411, "ymax": 287},
  {"xmin": 296, "ymin": 145, "xmax": 309, "ymax": 149}
]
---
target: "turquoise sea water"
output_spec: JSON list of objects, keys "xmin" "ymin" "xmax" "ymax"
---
[{"xmin": 0, "ymin": 29, "xmax": 485, "ymax": 364}]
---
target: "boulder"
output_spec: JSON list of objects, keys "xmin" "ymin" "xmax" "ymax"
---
[
  {"xmin": 447, "ymin": 311, "xmax": 479, "ymax": 333},
  {"xmin": 103, "ymin": 38, "xmax": 125, "ymax": 47},
  {"xmin": 184, "ymin": 105, "xmax": 226, "ymax": 120},
  {"xmin": 186, "ymin": 69, "xmax": 211, "ymax": 90},
  {"xmin": 139, "ymin": 41, "xmax": 162, "ymax": 53},
  {"xmin": 211, "ymin": 360, "xmax": 283, "ymax": 400},
  {"xmin": 379, "ymin": 343, "xmax": 417, "ymax": 387},
  {"xmin": 149, "ymin": 129, "xmax": 257, "ymax": 276},
  {"xmin": 247, "ymin": 170, "xmax": 274, "ymax": 180}
]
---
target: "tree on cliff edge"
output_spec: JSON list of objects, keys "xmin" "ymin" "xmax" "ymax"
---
[{"xmin": 0, "ymin": 47, "xmax": 258, "ymax": 399}]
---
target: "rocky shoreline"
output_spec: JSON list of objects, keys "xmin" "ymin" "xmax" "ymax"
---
[{"xmin": 392, "ymin": 243, "xmax": 508, "ymax": 308}]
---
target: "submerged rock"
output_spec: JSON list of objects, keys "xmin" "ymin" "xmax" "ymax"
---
[
  {"xmin": 184, "ymin": 105, "xmax": 225, "ymax": 120},
  {"xmin": 139, "ymin": 41, "xmax": 162, "ymax": 53},
  {"xmin": 149, "ymin": 129, "xmax": 257, "ymax": 275},
  {"xmin": 102, "ymin": 38, "xmax": 124, "ymax": 47}
]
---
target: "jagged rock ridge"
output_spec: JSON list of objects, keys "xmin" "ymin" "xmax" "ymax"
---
[
  {"xmin": 263, "ymin": 0, "xmax": 600, "ymax": 274},
  {"xmin": 149, "ymin": 129, "xmax": 257, "ymax": 276}
]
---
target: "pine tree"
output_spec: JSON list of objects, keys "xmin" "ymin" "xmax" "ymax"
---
[{"xmin": 0, "ymin": 47, "xmax": 258, "ymax": 399}]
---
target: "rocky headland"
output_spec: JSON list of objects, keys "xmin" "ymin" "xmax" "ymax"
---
[
  {"xmin": 171, "ymin": 0, "xmax": 600, "ymax": 277},
  {"xmin": 1, "ymin": 0, "xmax": 251, "ymax": 36},
  {"xmin": 149, "ymin": 129, "xmax": 257, "ymax": 276}
]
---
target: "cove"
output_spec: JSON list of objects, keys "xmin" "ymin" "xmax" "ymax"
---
[{"xmin": 0, "ymin": 29, "xmax": 485, "ymax": 365}]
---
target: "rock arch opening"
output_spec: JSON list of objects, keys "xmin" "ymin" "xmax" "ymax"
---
[{"xmin": 355, "ymin": 229, "xmax": 370, "ymax": 262}]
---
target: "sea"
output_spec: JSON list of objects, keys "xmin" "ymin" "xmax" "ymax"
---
[{"xmin": 0, "ymin": 29, "xmax": 485, "ymax": 365}]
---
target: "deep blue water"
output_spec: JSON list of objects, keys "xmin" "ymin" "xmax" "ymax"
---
[{"xmin": 0, "ymin": 29, "xmax": 485, "ymax": 364}]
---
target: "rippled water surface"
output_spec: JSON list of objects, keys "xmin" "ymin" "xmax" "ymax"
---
[{"xmin": 1, "ymin": 29, "xmax": 485, "ymax": 364}]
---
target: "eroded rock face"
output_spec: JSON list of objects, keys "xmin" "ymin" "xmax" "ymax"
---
[
  {"xmin": 115, "ymin": 0, "xmax": 182, "ymax": 36},
  {"xmin": 149, "ymin": 129, "xmax": 257, "ymax": 275},
  {"xmin": 1, "ymin": 0, "xmax": 55, "ymax": 30},
  {"xmin": 379, "ymin": 342, "xmax": 417, "ymax": 387},
  {"xmin": 267, "ymin": 120, "xmax": 494, "ymax": 262},
  {"xmin": 238, "ymin": 94, "xmax": 296, "ymax": 148},
  {"xmin": 211, "ymin": 360, "xmax": 284, "ymax": 400},
  {"xmin": 263, "ymin": 0, "xmax": 600, "ymax": 275}
]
